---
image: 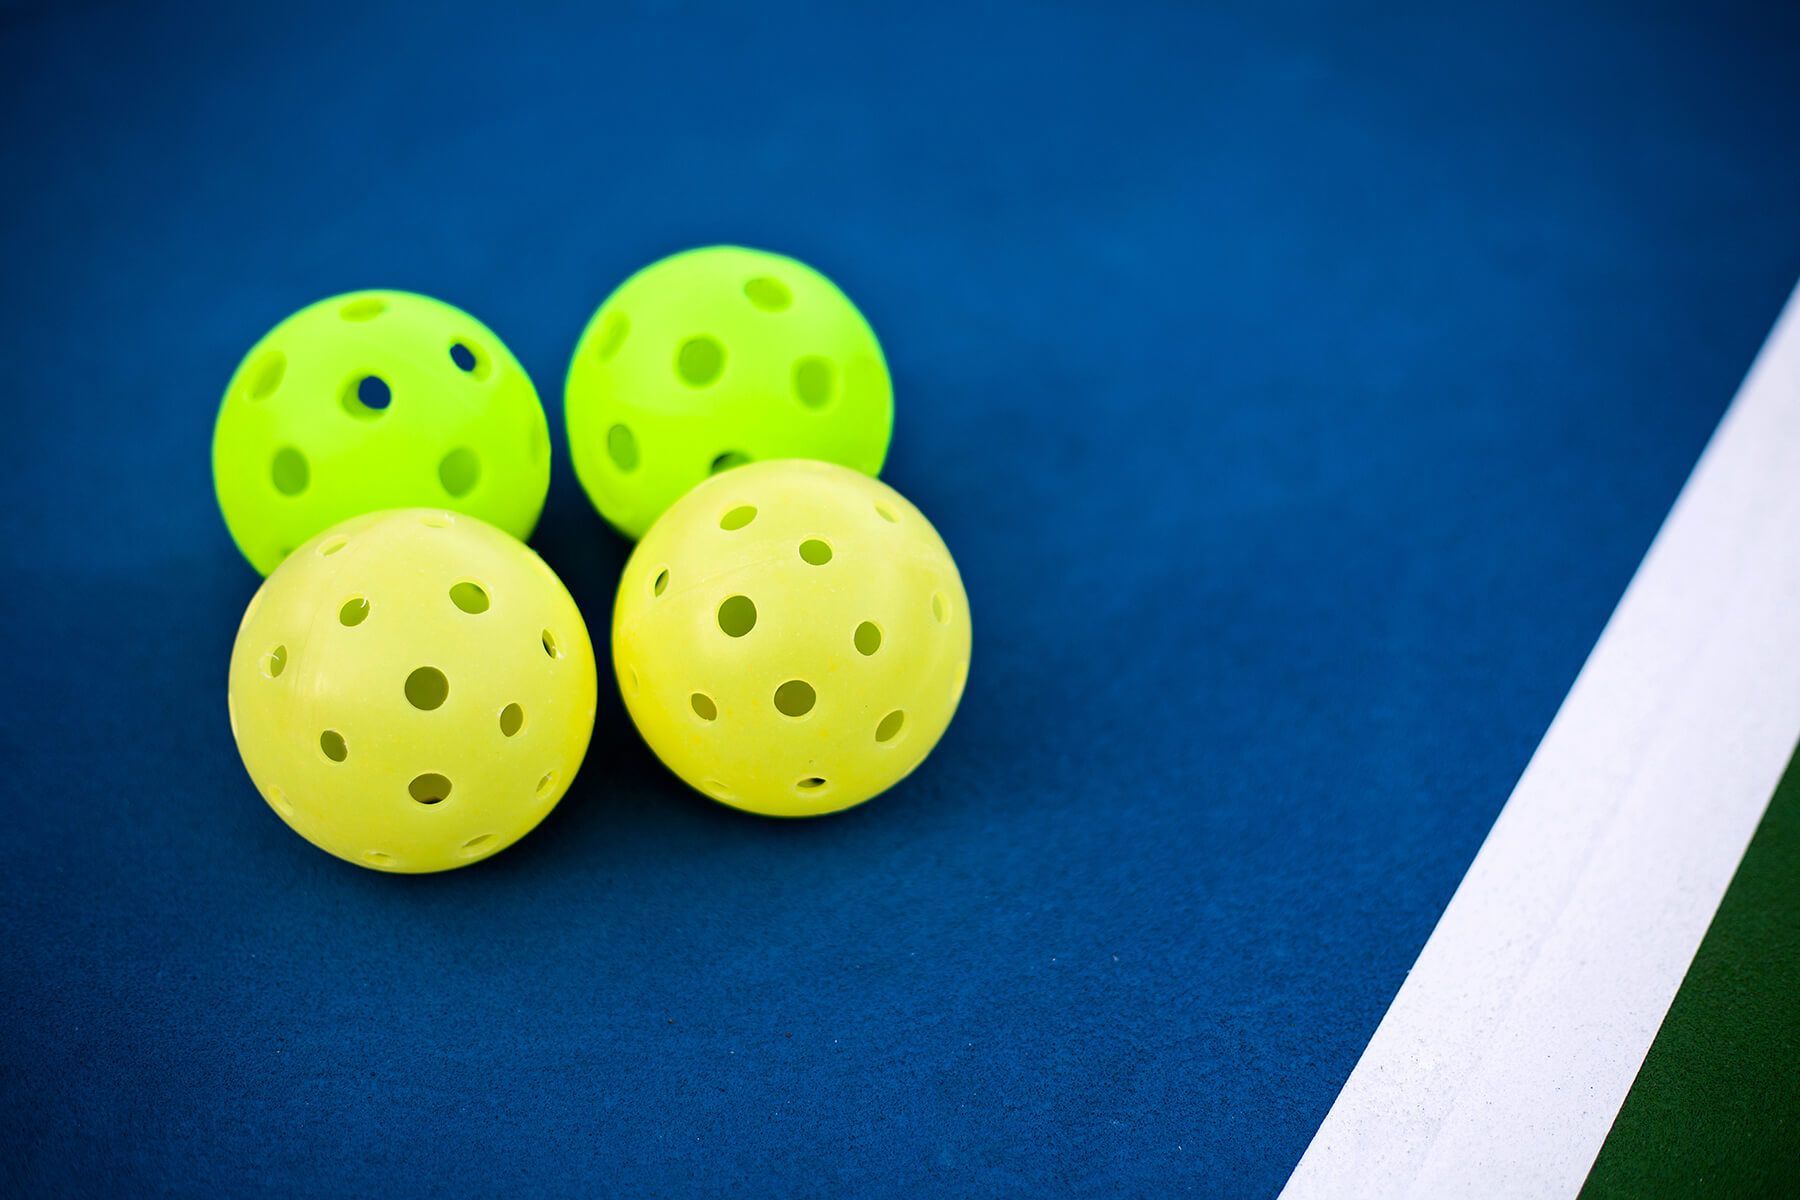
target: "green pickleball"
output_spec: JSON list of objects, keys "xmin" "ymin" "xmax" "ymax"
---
[
  {"xmin": 564, "ymin": 246, "xmax": 893, "ymax": 540},
  {"xmin": 213, "ymin": 291, "xmax": 551, "ymax": 574}
]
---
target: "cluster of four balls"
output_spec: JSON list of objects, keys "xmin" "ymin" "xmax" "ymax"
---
[{"xmin": 216, "ymin": 247, "xmax": 970, "ymax": 873}]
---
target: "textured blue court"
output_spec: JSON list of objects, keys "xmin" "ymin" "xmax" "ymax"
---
[{"xmin": 2, "ymin": 2, "xmax": 1797, "ymax": 1196}]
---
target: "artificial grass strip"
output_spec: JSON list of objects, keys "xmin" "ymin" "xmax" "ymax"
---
[{"xmin": 1581, "ymin": 739, "xmax": 1800, "ymax": 1197}]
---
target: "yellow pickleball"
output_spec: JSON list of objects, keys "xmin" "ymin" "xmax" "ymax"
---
[
  {"xmin": 227, "ymin": 509, "xmax": 597, "ymax": 872},
  {"xmin": 613, "ymin": 460, "xmax": 970, "ymax": 817},
  {"xmin": 213, "ymin": 290, "xmax": 551, "ymax": 575},
  {"xmin": 565, "ymin": 246, "xmax": 893, "ymax": 540}
]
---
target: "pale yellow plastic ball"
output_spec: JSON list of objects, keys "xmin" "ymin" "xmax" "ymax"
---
[
  {"xmin": 228, "ymin": 509, "xmax": 597, "ymax": 871},
  {"xmin": 613, "ymin": 460, "xmax": 971, "ymax": 817}
]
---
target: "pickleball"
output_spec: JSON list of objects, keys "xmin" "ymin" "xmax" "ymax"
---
[
  {"xmin": 613, "ymin": 459, "xmax": 969, "ymax": 817},
  {"xmin": 227, "ymin": 508, "xmax": 597, "ymax": 872},
  {"xmin": 564, "ymin": 246, "xmax": 893, "ymax": 540},
  {"xmin": 213, "ymin": 290, "xmax": 552, "ymax": 575}
]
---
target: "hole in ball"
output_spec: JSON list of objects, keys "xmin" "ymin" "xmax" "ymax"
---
[
  {"xmin": 320, "ymin": 730, "xmax": 348, "ymax": 761},
  {"xmin": 720, "ymin": 505, "xmax": 756, "ymax": 531},
  {"xmin": 340, "ymin": 375, "xmax": 389, "ymax": 420},
  {"xmin": 439, "ymin": 447, "xmax": 480, "ymax": 497},
  {"xmin": 744, "ymin": 277, "xmax": 792, "ymax": 311},
  {"xmin": 500, "ymin": 703, "xmax": 524, "ymax": 737},
  {"xmin": 854, "ymin": 622, "xmax": 882, "ymax": 656},
  {"xmin": 717, "ymin": 595, "xmax": 757, "ymax": 638},
  {"xmin": 675, "ymin": 335, "xmax": 725, "ymax": 386},
  {"xmin": 409, "ymin": 773, "xmax": 452, "ymax": 804},
  {"xmin": 339, "ymin": 597, "xmax": 369, "ymax": 627},
  {"xmin": 405, "ymin": 667, "xmax": 449, "ymax": 710},
  {"xmin": 340, "ymin": 297, "xmax": 385, "ymax": 322},
  {"xmin": 595, "ymin": 311, "xmax": 629, "ymax": 361},
  {"xmin": 271, "ymin": 447, "xmax": 309, "ymax": 495},
  {"xmin": 792, "ymin": 357, "xmax": 834, "ymax": 408},
  {"xmin": 449, "ymin": 581, "xmax": 489, "ymax": 614},
  {"xmin": 607, "ymin": 424, "xmax": 639, "ymax": 472},
  {"xmin": 774, "ymin": 680, "xmax": 816, "ymax": 718},
  {"xmin": 711, "ymin": 451, "xmax": 750, "ymax": 474},
  {"xmin": 247, "ymin": 352, "xmax": 285, "ymax": 400}
]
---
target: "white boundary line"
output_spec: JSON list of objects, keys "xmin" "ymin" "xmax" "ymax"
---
[{"xmin": 1282, "ymin": 281, "xmax": 1800, "ymax": 1199}]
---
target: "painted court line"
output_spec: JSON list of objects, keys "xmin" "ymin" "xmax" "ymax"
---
[{"xmin": 1282, "ymin": 280, "xmax": 1800, "ymax": 1199}]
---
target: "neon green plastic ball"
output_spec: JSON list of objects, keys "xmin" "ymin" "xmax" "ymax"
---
[
  {"xmin": 213, "ymin": 290, "xmax": 551, "ymax": 575},
  {"xmin": 564, "ymin": 246, "xmax": 893, "ymax": 540}
]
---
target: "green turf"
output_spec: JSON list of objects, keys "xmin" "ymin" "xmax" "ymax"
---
[{"xmin": 1580, "ymin": 740, "xmax": 1800, "ymax": 1197}]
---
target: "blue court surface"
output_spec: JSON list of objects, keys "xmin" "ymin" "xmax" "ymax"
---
[{"xmin": 2, "ymin": 2, "xmax": 1797, "ymax": 1196}]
